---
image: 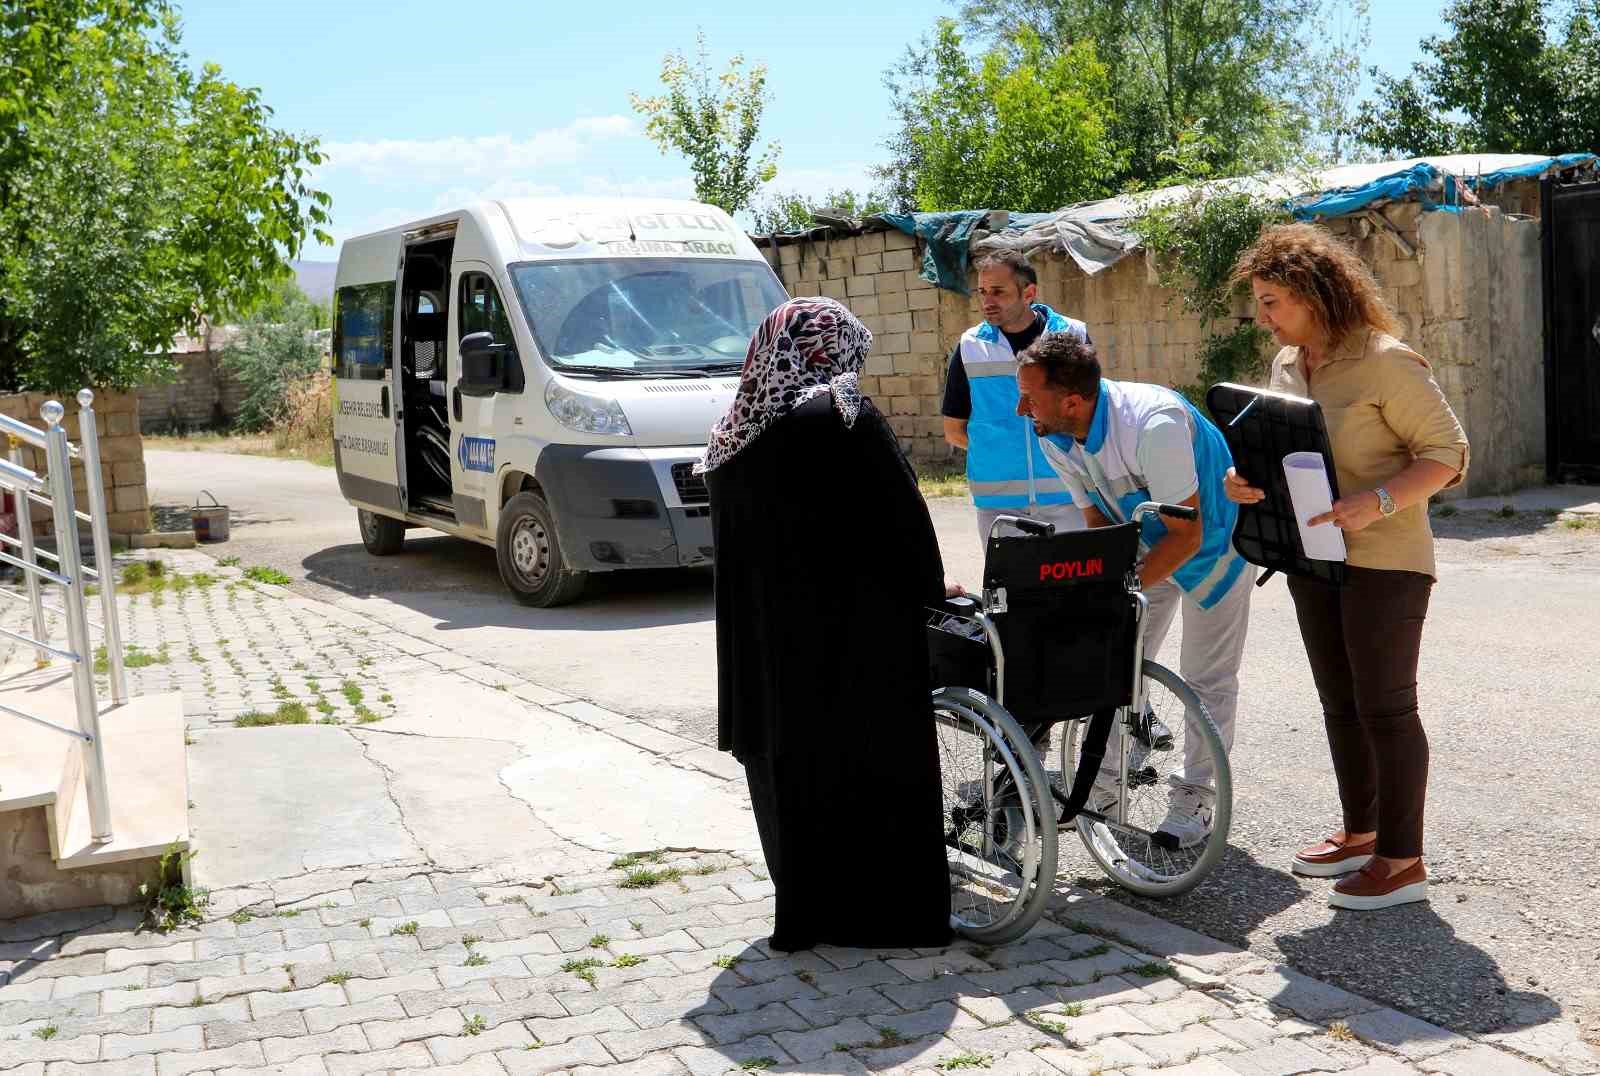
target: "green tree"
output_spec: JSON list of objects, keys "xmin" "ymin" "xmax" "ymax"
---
[
  {"xmin": 1355, "ymin": 0, "xmax": 1600, "ymax": 157},
  {"xmin": 881, "ymin": 22, "xmax": 1121, "ymax": 213},
  {"xmin": 220, "ymin": 283, "xmax": 323, "ymax": 431},
  {"xmin": 629, "ymin": 32, "xmax": 780, "ymax": 214},
  {"xmin": 749, "ymin": 188, "xmax": 890, "ymax": 234},
  {"xmin": 220, "ymin": 274, "xmax": 329, "ymax": 331},
  {"xmin": 921, "ymin": 0, "xmax": 1313, "ymax": 192},
  {"xmin": 1298, "ymin": 0, "xmax": 1371, "ymax": 165},
  {"xmin": 0, "ymin": 3, "xmax": 329, "ymax": 392},
  {"xmin": 1130, "ymin": 180, "xmax": 1287, "ymax": 401}
]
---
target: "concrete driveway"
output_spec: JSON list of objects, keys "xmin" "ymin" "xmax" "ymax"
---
[{"xmin": 148, "ymin": 449, "xmax": 1600, "ymax": 1047}]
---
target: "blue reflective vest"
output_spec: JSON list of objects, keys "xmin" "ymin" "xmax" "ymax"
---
[
  {"xmin": 961, "ymin": 304, "xmax": 1088, "ymax": 510},
  {"xmin": 1040, "ymin": 379, "xmax": 1247, "ymax": 610}
]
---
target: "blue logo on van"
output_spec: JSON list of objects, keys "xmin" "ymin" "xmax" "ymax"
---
[{"xmin": 458, "ymin": 436, "xmax": 495, "ymax": 473}]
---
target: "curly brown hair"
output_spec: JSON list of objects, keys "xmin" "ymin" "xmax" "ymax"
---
[{"xmin": 1230, "ymin": 222, "xmax": 1397, "ymax": 344}]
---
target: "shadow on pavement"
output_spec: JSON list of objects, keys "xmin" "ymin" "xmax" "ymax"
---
[
  {"xmin": 1099, "ymin": 840, "xmax": 1559, "ymax": 1032},
  {"xmin": 151, "ymin": 503, "xmax": 293, "ymax": 533},
  {"xmin": 301, "ymin": 539, "xmax": 714, "ymax": 632},
  {"xmin": 701, "ymin": 943, "xmax": 961, "ymax": 1068},
  {"xmin": 1275, "ymin": 904, "xmax": 1561, "ymax": 1035},
  {"xmin": 1431, "ymin": 509, "xmax": 1567, "ymax": 541},
  {"xmin": 1087, "ymin": 843, "xmax": 1307, "ymax": 947}
]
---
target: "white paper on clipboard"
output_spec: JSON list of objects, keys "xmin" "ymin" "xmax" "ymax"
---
[{"xmin": 1282, "ymin": 451, "xmax": 1347, "ymax": 562}]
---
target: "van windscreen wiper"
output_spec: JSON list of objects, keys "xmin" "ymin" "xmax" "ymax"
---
[
  {"xmin": 550, "ymin": 364, "xmax": 662, "ymax": 378},
  {"xmin": 551, "ymin": 363, "xmax": 719, "ymax": 380}
]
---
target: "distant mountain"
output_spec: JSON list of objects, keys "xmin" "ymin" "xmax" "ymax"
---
[{"xmin": 292, "ymin": 260, "xmax": 337, "ymax": 306}]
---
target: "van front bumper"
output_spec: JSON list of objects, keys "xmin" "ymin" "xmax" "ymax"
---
[{"xmin": 534, "ymin": 445, "xmax": 712, "ymax": 573}]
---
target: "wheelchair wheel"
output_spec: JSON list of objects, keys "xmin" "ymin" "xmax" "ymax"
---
[
  {"xmin": 1066, "ymin": 661, "xmax": 1231, "ymax": 898},
  {"xmin": 932, "ymin": 687, "xmax": 1058, "ymax": 943}
]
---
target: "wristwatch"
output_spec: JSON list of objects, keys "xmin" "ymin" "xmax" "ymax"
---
[{"xmin": 1374, "ymin": 486, "xmax": 1398, "ymax": 517}]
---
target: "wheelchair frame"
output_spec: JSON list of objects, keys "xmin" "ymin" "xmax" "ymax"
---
[{"xmin": 930, "ymin": 500, "xmax": 1232, "ymax": 923}]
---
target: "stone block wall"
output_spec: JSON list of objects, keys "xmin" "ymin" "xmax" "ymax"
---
[
  {"xmin": 137, "ymin": 350, "xmax": 249, "ymax": 433},
  {"xmin": 769, "ymin": 228, "xmax": 950, "ymax": 460},
  {"xmin": 0, "ymin": 390, "xmax": 149, "ymax": 539},
  {"xmin": 0, "ymin": 803, "xmax": 144, "ymax": 919},
  {"xmin": 1417, "ymin": 206, "xmax": 1545, "ymax": 494},
  {"xmin": 760, "ymin": 189, "xmax": 1543, "ymax": 496}
]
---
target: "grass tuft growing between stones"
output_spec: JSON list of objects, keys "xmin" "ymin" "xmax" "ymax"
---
[{"xmin": 235, "ymin": 702, "xmax": 310, "ymax": 727}]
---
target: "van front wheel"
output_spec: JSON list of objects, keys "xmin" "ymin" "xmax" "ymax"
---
[
  {"xmin": 496, "ymin": 491, "xmax": 587, "ymax": 607},
  {"xmin": 358, "ymin": 509, "xmax": 405, "ymax": 556}
]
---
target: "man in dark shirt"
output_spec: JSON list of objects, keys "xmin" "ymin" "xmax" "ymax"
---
[{"xmin": 941, "ymin": 251, "xmax": 1089, "ymax": 543}]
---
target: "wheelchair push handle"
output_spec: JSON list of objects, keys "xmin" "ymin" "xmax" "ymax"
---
[
  {"xmin": 988, "ymin": 514, "xmax": 1056, "ymax": 541},
  {"xmin": 1132, "ymin": 500, "xmax": 1199, "ymax": 523}
]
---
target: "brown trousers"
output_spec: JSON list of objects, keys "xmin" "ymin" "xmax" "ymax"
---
[{"xmin": 1286, "ymin": 566, "xmax": 1434, "ymax": 858}]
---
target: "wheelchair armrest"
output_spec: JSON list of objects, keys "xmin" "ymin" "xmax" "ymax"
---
[{"xmin": 933, "ymin": 594, "xmax": 981, "ymax": 617}]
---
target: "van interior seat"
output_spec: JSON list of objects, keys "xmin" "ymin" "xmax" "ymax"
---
[{"xmin": 408, "ymin": 311, "xmax": 447, "ymax": 382}]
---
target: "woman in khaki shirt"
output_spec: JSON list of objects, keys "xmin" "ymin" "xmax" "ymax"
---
[{"xmin": 1224, "ymin": 223, "xmax": 1469, "ymax": 911}]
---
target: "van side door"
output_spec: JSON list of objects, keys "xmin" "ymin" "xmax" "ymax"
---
[
  {"xmin": 331, "ymin": 280, "xmax": 403, "ymax": 512},
  {"xmin": 448, "ymin": 262, "xmax": 524, "ymax": 533}
]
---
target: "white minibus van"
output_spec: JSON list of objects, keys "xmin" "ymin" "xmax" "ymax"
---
[{"xmin": 331, "ymin": 198, "xmax": 787, "ymax": 606}]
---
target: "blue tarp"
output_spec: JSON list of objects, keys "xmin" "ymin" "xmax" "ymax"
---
[
  {"xmin": 1471, "ymin": 152, "xmax": 1597, "ymax": 189},
  {"xmin": 1291, "ymin": 153, "xmax": 1597, "ymax": 221}
]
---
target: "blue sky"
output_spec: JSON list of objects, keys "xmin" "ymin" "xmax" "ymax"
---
[{"xmin": 175, "ymin": 1, "xmax": 1448, "ymax": 257}]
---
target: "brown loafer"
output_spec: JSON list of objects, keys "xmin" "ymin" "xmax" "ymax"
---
[
  {"xmin": 1291, "ymin": 835, "xmax": 1376, "ymax": 878},
  {"xmin": 1329, "ymin": 859, "xmax": 1428, "ymax": 910}
]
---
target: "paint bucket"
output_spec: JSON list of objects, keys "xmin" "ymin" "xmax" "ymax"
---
[{"xmin": 191, "ymin": 490, "xmax": 229, "ymax": 542}]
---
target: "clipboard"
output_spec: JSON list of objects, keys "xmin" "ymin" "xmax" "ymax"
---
[{"xmin": 1206, "ymin": 382, "xmax": 1346, "ymax": 586}]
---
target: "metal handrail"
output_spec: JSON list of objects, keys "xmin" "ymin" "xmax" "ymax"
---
[
  {"xmin": 0, "ymin": 584, "xmax": 98, "ymax": 631},
  {"xmin": 24, "ymin": 490, "xmax": 93, "ymax": 527},
  {"xmin": 0, "ymin": 529, "xmax": 61, "ymax": 564},
  {"xmin": 0, "ymin": 700, "xmax": 91, "ymax": 742},
  {"xmin": 0, "ymin": 392, "xmax": 126, "ymax": 843},
  {"xmin": 0, "ymin": 413, "xmax": 79, "ymax": 458},
  {"xmin": 0, "ymin": 546, "xmax": 72, "ymax": 586},
  {"xmin": 0, "ymin": 624, "xmax": 81, "ymax": 663},
  {"xmin": 0, "ymin": 457, "xmax": 45, "ymax": 490}
]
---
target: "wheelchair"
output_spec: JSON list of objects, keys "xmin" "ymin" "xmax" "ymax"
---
[{"xmin": 929, "ymin": 502, "xmax": 1233, "ymax": 943}]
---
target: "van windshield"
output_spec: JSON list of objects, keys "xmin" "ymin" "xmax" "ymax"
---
[{"xmin": 510, "ymin": 258, "xmax": 788, "ymax": 377}]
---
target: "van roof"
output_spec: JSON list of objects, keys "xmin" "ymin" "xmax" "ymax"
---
[
  {"xmin": 338, "ymin": 196, "xmax": 764, "ymax": 277},
  {"xmin": 341, "ymin": 197, "xmax": 734, "ymax": 244}
]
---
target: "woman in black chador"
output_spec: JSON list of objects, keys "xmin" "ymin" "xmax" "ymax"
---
[{"xmin": 698, "ymin": 296, "xmax": 957, "ymax": 952}]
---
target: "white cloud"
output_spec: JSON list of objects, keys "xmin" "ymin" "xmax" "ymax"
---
[
  {"xmin": 578, "ymin": 174, "xmax": 696, "ymax": 199},
  {"xmin": 320, "ymin": 116, "xmax": 638, "ymax": 182},
  {"xmin": 756, "ymin": 163, "xmax": 882, "ymax": 203}
]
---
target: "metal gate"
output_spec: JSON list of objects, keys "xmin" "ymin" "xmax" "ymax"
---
[{"xmin": 1542, "ymin": 176, "xmax": 1600, "ymax": 483}]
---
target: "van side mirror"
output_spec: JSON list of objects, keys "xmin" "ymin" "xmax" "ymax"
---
[{"xmin": 459, "ymin": 331, "xmax": 505, "ymax": 397}]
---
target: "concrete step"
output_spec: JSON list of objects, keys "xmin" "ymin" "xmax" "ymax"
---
[
  {"xmin": 55, "ymin": 691, "xmax": 190, "ymax": 869},
  {"xmin": 0, "ymin": 659, "xmax": 190, "ymax": 919},
  {"xmin": 0, "ymin": 664, "xmax": 81, "ymax": 816}
]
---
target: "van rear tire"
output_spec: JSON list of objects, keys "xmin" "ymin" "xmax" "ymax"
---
[
  {"xmin": 496, "ymin": 491, "xmax": 588, "ymax": 607},
  {"xmin": 358, "ymin": 509, "xmax": 406, "ymax": 556}
]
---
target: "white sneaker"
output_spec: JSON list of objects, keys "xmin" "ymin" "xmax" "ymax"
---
[{"xmin": 1155, "ymin": 784, "xmax": 1214, "ymax": 849}]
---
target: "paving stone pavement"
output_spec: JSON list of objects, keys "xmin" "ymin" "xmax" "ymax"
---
[{"xmin": 0, "ymin": 551, "xmax": 1589, "ymax": 1074}]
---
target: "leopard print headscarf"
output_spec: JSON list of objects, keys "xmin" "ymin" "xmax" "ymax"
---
[{"xmin": 696, "ymin": 297, "xmax": 873, "ymax": 474}]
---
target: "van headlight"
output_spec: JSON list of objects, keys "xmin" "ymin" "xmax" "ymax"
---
[{"xmin": 545, "ymin": 380, "xmax": 633, "ymax": 436}]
